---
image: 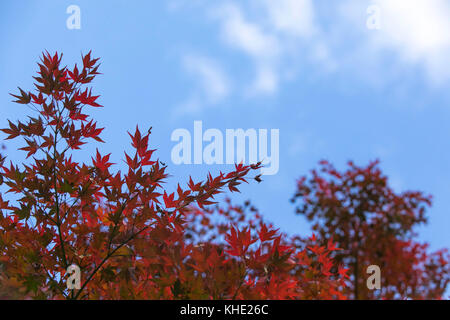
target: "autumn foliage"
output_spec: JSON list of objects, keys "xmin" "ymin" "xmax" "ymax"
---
[
  {"xmin": 291, "ymin": 160, "xmax": 449, "ymax": 299},
  {"xmin": 0, "ymin": 52, "xmax": 348, "ymax": 299}
]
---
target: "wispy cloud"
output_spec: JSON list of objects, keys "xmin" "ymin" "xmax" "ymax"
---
[
  {"xmin": 171, "ymin": 0, "xmax": 450, "ymax": 100},
  {"xmin": 210, "ymin": 0, "xmax": 319, "ymax": 95},
  {"xmin": 213, "ymin": 3, "xmax": 280, "ymax": 59},
  {"xmin": 262, "ymin": 0, "xmax": 316, "ymax": 37},
  {"xmin": 175, "ymin": 54, "xmax": 230, "ymax": 115},
  {"xmin": 183, "ymin": 54, "xmax": 230, "ymax": 103},
  {"xmin": 211, "ymin": 2, "xmax": 279, "ymax": 94}
]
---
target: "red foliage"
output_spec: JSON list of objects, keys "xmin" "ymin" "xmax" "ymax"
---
[
  {"xmin": 184, "ymin": 200, "xmax": 348, "ymax": 299},
  {"xmin": 291, "ymin": 160, "xmax": 449, "ymax": 299},
  {"xmin": 0, "ymin": 52, "xmax": 347, "ymax": 300}
]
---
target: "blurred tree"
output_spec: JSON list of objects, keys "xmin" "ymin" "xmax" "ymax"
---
[{"xmin": 291, "ymin": 160, "xmax": 449, "ymax": 299}]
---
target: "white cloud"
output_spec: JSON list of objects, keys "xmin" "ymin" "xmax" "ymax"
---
[
  {"xmin": 175, "ymin": 54, "xmax": 230, "ymax": 115},
  {"xmin": 213, "ymin": 3, "xmax": 279, "ymax": 59},
  {"xmin": 371, "ymin": 0, "xmax": 450, "ymax": 84},
  {"xmin": 172, "ymin": 0, "xmax": 450, "ymax": 101},
  {"xmin": 262, "ymin": 0, "xmax": 316, "ymax": 37},
  {"xmin": 375, "ymin": 0, "xmax": 450, "ymax": 56},
  {"xmin": 183, "ymin": 54, "xmax": 230, "ymax": 103},
  {"xmin": 336, "ymin": 0, "xmax": 450, "ymax": 86},
  {"xmin": 210, "ymin": 0, "xmax": 319, "ymax": 95},
  {"xmin": 251, "ymin": 67, "xmax": 278, "ymax": 95}
]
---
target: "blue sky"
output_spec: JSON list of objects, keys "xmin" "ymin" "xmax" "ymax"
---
[{"xmin": 1, "ymin": 0, "xmax": 449, "ymax": 251}]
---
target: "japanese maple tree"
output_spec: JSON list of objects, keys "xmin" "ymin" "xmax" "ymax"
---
[
  {"xmin": 0, "ymin": 52, "xmax": 348, "ymax": 300},
  {"xmin": 291, "ymin": 160, "xmax": 449, "ymax": 299},
  {"xmin": 184, "ymin": 199, "xmax": 348, "ymax": 299}
]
